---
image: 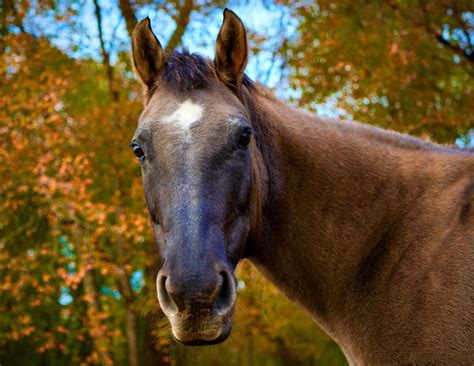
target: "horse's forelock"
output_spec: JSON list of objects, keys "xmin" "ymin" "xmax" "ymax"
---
[{"xmin": 149, "ymin": 49, "xmax": 256, "ymax": 96}]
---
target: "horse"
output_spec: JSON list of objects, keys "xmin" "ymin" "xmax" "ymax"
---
[{"xmin": 130, "ymin": 8, "xmax": 474, "ymax": 364}]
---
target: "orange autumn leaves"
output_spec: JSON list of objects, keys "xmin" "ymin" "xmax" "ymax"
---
[
  {"xmin": 0, "ymin": 32, "xmax": 146, "ymax": 363},
  {"xmin": 284, "ymin": 0, "xmax": 473, "ymax": 143}
]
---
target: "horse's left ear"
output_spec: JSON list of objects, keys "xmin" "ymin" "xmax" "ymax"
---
[{"xmin": 214, "ymin": 8, "xmax": 248, "ymax": 86}]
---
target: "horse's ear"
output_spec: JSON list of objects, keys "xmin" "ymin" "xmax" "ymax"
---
[
  {"xmin": 132, "ymin": 17, "xmax": 165, "ymax": 89},
  {"xmin": 214, "ymin": 8, "xmax": 248, "ymax": 86}
]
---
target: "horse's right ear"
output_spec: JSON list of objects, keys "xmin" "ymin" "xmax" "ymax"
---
[{"xmin": 132, "ymin": 17, "xmax": 165, "ymax": 89}]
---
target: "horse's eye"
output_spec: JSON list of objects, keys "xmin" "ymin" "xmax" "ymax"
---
[
  {"xmin": 130, "ymin": 142, "xmax": 145, "ymax": 162},
  {"xmin": 238, "ymin": 128, "xmax": 252, "ymax": 149}
]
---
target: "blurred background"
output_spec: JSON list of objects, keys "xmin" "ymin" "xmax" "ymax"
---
[{"xmin": 1, "ymin": 0, "xmax": 472, "ymax": 365}]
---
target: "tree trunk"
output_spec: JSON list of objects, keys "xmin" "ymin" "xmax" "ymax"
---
[
  {"xmin": 117, "ymin": 267, "xmax": 139, "ymax": 366},
  {"xmin": 75, "ymin": 225, "xmax": 115, "ymax": 365},
  {"xmin": 83, "ymin": 269, "xmax": 115, "ymax": 366},
  {"xmin": 125, "ymin": 304, "xmax": 139, "ymax": 366}
]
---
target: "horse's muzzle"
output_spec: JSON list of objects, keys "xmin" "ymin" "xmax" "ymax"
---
[{"xmin": 156, "ymin": 265, "xmax": 236, "ymax": 345}]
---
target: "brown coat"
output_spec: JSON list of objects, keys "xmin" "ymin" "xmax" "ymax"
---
[{"xmin": 248, "ymin": 91, "xmax": 474, "ymax": 364}]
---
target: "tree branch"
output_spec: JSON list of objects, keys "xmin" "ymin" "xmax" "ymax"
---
[
  {"xmin": 118, "ymin": 0, "xmax": 194, "ymax": 53},
  {"xmin": 93, "ymin": 0, "xmax": 119, "ymax": 101},
  {"xmin": 118, "ymin": 0, "xmax": 137, "ymax": 39},
  {"xmin": 417, "ymin": 0, "xmax": 473, "ymax": 64},
  {"xmin": 433, "ymin": 29, "xmax": 474, "ymax": 63},
  {"xmin": 165, "ymin": 0, "xmax": 194, "ymax": 53},
  {"xmin": 388, "ymin": 0, "xmax": 474, "ymax": 65},
  {"xmin": 1, "ymin": 0, "xmax": 25, "ymax": 53}
]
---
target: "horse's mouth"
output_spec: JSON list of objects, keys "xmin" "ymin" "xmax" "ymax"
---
[{"xmin": 171, "ymin": 319, "xmax": 232, "ymax": 346}]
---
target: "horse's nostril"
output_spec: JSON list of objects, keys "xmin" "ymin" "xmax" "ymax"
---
[
  {"xmin": 213, "ymin": 270, "xmax": 236, "ymax": 316},
  {"xmin": 157, "ymin": 268, "xmax": 236, "ymax": 317},
  {"xmin": 157, "ymin": 274, "xmax": 178, "ymax": 315}
]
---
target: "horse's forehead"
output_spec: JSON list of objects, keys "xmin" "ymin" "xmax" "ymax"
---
[
  {"xmin": 161, "ymin": 99, "xmax": 204, "ymax": 131},
  {"xmin": 139, "ymin": 91, "xmax": 240, "ymax": 134}
]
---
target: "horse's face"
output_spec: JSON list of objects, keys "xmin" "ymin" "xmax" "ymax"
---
[
  {"xmin": 133, "ymin": 86, "xmax": 253, "ymax": 345},
  {"xmin": 131, "ymin": 10, "xmax": 255, "ymax": 345}
]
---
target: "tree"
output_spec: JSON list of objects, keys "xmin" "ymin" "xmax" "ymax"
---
[{"xmin": 283, "ymin": 0, "xmax": 473, "ymax": 143}]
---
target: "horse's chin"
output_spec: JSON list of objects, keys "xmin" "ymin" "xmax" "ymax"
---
[{"xmin": 170, "ymin": 318, "xmax": 232, "ymax": 346}]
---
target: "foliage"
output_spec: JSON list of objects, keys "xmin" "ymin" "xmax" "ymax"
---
[
  {"xmin": 283, "ymin": 0, "xmax": 473, "ymax": 142},
  {"xmin": 0, "ymin": 32, "xmax": 151, "ymax": 365}
]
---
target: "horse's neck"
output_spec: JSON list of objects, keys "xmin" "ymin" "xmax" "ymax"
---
[{"xmin": 249, "ymin": 94, "xmax": 440, "ymax": 339}]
